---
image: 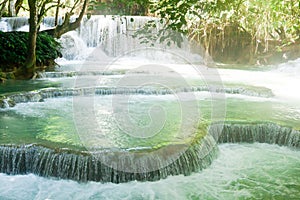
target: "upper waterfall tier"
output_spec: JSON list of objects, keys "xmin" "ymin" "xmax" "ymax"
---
[
  {"xmin": 59, "ymin": 15, "xmax": 204, "ymax": 61},
  {"xmin": 59, "ymin": 15, "xmax": 165, "ymax": 59},
  {"xmin": 1, "ymin": 16, "xmax": 205, "ymax": 62}
]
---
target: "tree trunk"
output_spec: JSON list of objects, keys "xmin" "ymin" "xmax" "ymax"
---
[
  {"xmin": 15, "ymin": 0, "xmax": 23, "ymax": 15},
  {"xmin": 22, "ymin": 0, "xmax": 37, "ymax": 78},
  {"xmin": 54, "ymin": 0, "xmax": 60, "ymax": 26}
]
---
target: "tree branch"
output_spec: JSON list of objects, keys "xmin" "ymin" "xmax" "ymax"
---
[
  {"xmin": 0, "ymin": 0, "xmax": 9, "ymax": 17},
  {"xmin": 43, "ymin": 0, "xmax": 89, "ymax": 38}
]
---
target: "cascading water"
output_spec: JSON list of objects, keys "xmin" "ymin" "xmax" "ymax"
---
[
  {"xmin": 0, "ymin": 134, "xmax": 218, "ymax": 183},
  {"xmin": 0, "ymin": 15, "xmax": 300, "ymax": 198},
  {"xmin": 0, "ymin": 143, "xmax": 299, "ymax": 199},
  {"xmin": 214, "ymin": 123, "xmax": 300, "ymax": 147},
  {"xmin": 0, "ymin": 15, "xmax": 221, "ymax": 182}
]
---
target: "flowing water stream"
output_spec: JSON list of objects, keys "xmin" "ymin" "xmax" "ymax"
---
[{"xmin": 0, "ymin": 16, "xmax": 299, "ymax": 199}]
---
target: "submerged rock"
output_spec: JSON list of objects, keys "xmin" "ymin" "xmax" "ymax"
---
[{"xmin": 0, "ymin": 98, "xmax": 15, "ymax": 108}]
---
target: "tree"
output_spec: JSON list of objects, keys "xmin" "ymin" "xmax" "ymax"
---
[
  {"xmin": 15, "ymin": 0, "xmax": 89, "ymax": 78},
  {"xmin": 23, "ymin": 0, "xmax": 37, "ymax": 73},
  {"xmin": 46, "ymin": 0, "xmax": 89, "ymax": 38},
  {"xmin": 138, "ymin": 0, "xmax": 300, "ymax": 64},
  {"xmin": 0, "ymin": 0, "xmax": 10, "ymax": 17},
  {"xmin": 0, "ymin": 0, "xmax": 23, "ymax": 17},
  {"xmin": 15, "ymin": 0, "xmax": 23, "ymax": 15},
  {"xmin": 88, "ymin": 0, "xmax": 149, "ymax": 16}
]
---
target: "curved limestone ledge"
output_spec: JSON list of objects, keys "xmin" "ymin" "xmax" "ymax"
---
[
  {"xmin": 1, "ymin": 123, "xmax": 298, "ymax": 183},
  {"xmin": 0, "ymin": 85, "xmax": 273, "ymax": 109},
  {"xmin": 38, "ymin": 71, "xmax": 126, "ymax": 78},
  {"xmin": 0, "ymin": 135, "xmax": 218, "ymax": 183},
  {"xmin": 213, "ymin": 122, "xmax": 300, "ymax": 148}
]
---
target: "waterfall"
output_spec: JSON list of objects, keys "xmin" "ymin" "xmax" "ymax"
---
[
  {"xmin": 55, "ymin": 15, "xmax": 202, "ymax": 61},
  {"xmin": 58, "ymin": 31, "xmax": 92, "ymax": 60},
  {"xmin": 0, "ymin": 15, "xmax": 155, "ymax": 58},
  {"xmin": 1, "ymin": 16, "xmax": 299, "ymax": 185},
  {"xmin": 215, "ymin": 123, "xmax": 300, "ymax": 148},
  {"xmin": 0, "ymin": 17, "xmax": 55, "ymax": 32},
  {"xmin": 0, "ymin": 85, "xmax": 274, "ymax": 109},
  {"xmin": 0, "ymin": 17, "xmax": 29, "ymax": 31},
  {"xmin": 0, "ymin": 123, "xmax": 299, "ymax": 183},
  {"xmin": 1, "ymin": 15, "xmax": 203, "ymax": 62},
  {"xmin": 0, "ymin": 135, "xmax": 218, "ymax": 183},
  {"xmin": 76, "ymin": 16, "xmax": 162, "ymax": 55},
  {"xmin": 57, "ymin": 15, "xmax": 169, "ymax": 60},
  {"xmin": 38, "ymin": 71, "xmax": 125, "ymax": 78}
]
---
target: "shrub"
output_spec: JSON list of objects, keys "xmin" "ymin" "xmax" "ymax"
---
[{"xmin": 0, "ymin": 31, "xmax": 61, "ymax": 72}]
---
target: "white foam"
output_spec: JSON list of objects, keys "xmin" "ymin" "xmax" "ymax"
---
[{"xmin": 217, "ymin": 64, "xmax": 300, "ymax": 103}]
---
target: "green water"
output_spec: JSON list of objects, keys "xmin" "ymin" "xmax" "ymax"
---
[
  {"xmin": 1, "ymin": 92, "xmax": 299, "ymax": 151},
  {"xmin": 1, "ymin": 63, "xmax": 300, "ymax": 150},
  {"xmin": 0, "ymin": 79, "xmax": 61, "ymax": 95},
  {"xmin": 0, "ymin": 95, "xmax": 204, "ymax": 150},
  {"xmin": 1, "ymin": 15, "xmax": 299, "ymax": 199},
  {"xmin": 0, "ymin": 98, "xmax": 82, "ymax": 149}
]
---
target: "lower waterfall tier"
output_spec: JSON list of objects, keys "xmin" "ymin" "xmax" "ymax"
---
[
  {"xmin": 0, "ymin": 123, "xmax": 299, "ymax": 183},
  {"xmin": 0, "ymin": 134, "xmax": 218, "ymax": 183}
]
